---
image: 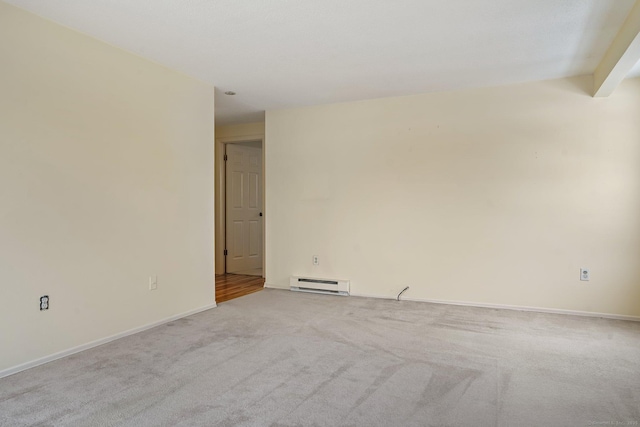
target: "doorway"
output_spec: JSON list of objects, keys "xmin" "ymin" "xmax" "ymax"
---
[{"xmin": 215, "ymin": 135, "xmax": 265, "ymax": 278}]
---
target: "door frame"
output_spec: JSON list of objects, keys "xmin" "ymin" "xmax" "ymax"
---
[{"xmin": 215, "ymin": 134, "xmax": 265, "ymax": 276}]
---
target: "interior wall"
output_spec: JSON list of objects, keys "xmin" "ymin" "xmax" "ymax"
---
[
  {"xmin": 216, "ymin": 122, "xmax": 266, "ymax": 139},
  {"xmin": 265, "ymin": 76, "xmax": 640, "ymax": 317},
  {"xmin": 214, "ymin": 122, "xmax": 265, "ymax": 275},
  {"xmin": 0, "ymin": 3, "xmax": 216, "ymax": 373}
]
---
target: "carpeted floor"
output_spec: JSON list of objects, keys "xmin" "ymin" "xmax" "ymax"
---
[{"xmin": 1, "ymin": 289, "xmax": 639, "ymax": 427}]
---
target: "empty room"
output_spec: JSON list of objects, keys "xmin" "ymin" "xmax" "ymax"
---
[{"xmin": 1, "ymin": 1, "xmax": 640, "ymax": 426}]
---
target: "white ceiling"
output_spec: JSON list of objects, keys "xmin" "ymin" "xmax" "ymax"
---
[
  {"xmin": 630, "ymin": 60, "xmax": 640, "ymax": 78},
  {"xmin": 5, "ymin": 0, "xmax": 639, "ymax": 124}
]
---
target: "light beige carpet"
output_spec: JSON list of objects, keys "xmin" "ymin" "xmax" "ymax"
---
[{"xmin": 1, "ymin": 289, "xmax": 639, "ymax": 426}]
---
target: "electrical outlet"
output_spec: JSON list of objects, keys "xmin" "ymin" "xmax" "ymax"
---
[
  {"xmin": 149, "ymin": 275, "xmax": 158, "ymax": 290},
  {"xmin": 40, "ymin": 295, "xmax": 49, "ymax": 311},
  {"xmin": 312, "ymin": 255, "xmax": 319, "ymax": 266},
  {"xmin": 580, "ymin": 268, "xmax": 590, "ymax": 281}
]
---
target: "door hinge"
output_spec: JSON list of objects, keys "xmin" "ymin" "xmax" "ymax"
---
[
  {"xmin": 224, "ymin": 249, "xmax": 228, "ymax": 256},
  {"xmin": 224, "ymin": 154, "xmax": 228, "ymax": 161}
]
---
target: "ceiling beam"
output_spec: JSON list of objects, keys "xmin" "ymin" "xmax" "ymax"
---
[{"xmin": 593, "ymin": 0, "xmax": 640, "ymax": 97}]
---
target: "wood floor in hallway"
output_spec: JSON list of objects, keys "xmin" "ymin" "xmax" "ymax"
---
[{"xmin": 215, "ymin": 273, "xmax": 265, "ymax": 303}]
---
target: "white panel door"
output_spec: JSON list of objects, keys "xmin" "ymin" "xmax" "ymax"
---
[{"xmin": 225, "ymin": 144, "xmax": 262, "ymax": 274}]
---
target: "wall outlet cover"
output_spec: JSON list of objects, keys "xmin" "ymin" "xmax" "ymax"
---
[
  {"xmin": 149, "ymin": 275, "xmax": 158, "ymax": 290},
  {"xmin": 580, "ymin": 268, "xmax": 590, "ymax": 281}
]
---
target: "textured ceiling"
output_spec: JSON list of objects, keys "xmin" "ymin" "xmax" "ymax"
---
[{"xmin": 5, "ymin": 0, "xmax": 638, "ymax": 124}]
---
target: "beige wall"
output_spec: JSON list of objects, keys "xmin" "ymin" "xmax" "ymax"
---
[
  {"xmin": 266, "ymin": 76, "xmax": 640, "ymax": 317},
  {"xmin": 214, "ymin": 123, "xmax": 265, "ymax": 274},
  {"xmin": 0, "ymin": 3, "xmax": 215, "ymax": 372},
  {"xmin": 215, "ymin": 122, "xmax": 265, "ymax": 139}
]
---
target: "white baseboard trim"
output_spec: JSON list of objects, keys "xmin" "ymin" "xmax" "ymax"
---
[
  {"xmin": 350, "ymin": 292, "xmax": 640, "ymax": 322},
  {"xmin": 264, "ymin": 283, "xmax": 287, "ymax": 290},
  {"xmin": 0, "ymin": 302, "xmax": 218, "ymax": 379}
]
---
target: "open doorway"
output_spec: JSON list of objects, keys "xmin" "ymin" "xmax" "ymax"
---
[{"xmin": 215, "ymin": 128, "xmax": 266, "ymax": 288}]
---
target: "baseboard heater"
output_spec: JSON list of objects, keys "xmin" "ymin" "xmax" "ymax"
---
[{"xmin": 290, "ymin": 276, "xmax": 350, "ymax": 296}]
